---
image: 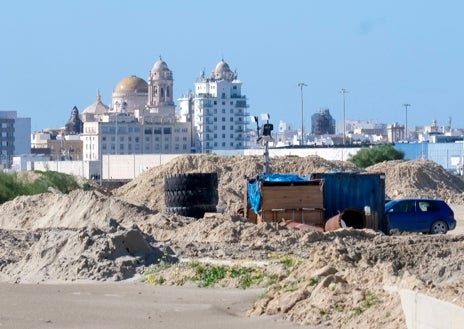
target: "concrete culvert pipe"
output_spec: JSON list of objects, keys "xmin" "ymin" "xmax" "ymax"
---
[{"xmin": 324, "ymin": 208, "xmax": 365, "ymax": 231}]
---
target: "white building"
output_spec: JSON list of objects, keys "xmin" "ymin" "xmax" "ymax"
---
[
  {"xmin": 178, "ymin": 60, "xmax": 249, "ymax": 153},
  {"xmin": 0, "ymin": 111, "xmax": 31, "ymax": 169},
  {"xmin": 82, "ymin": 57, "xmax": 192, "ymax": 160}
]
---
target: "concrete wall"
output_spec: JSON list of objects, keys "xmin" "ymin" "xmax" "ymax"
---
[
  {"xmin": 28, "ymin": 154, "xmax": 182, "ymax": 180},
  {"xmin": 25, "ymin": 148, "xmax": 363, "ymax": 180},
  {"xmin": 400, "ymin": 289, "xmax": 464, "ymax": 329},
  {"xmin": 101, "ymin": 154, "xmax": 180, "ymax": 180},
  {"xmin": 29, "ymin": 160, "xmax": 93, "ymax": 179}
]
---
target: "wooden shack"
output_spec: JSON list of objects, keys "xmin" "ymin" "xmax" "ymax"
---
[{"xmin": 244, "ymin": 177, "xmax": 324, "ymax": 228}]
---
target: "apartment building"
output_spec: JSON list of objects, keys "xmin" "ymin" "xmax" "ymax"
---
[{"xmin": 178, "ymin": 60, "xmax": 249, "ymax": 153}]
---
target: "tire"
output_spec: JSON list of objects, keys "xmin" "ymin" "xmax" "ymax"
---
[
  {"xmin": 164, "ymin": 205, "xmax": 217, "ymax": 218},
  {"xmin": 165, "ymin": 189, "xmax": 218, "ymax": 207},
  {"xmin": 430, "ymin": 220, "xmax": 448, "ymax": 234},
  {"xmin": 165, "ymin": 173, "xmax": 218, "ymax": 191},
  {"xmin": 165, "ymin": 173, "xmax": 218, "ymax": 204}
]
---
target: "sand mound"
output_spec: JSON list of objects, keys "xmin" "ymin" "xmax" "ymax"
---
[
  {"xmin": 114, "ymin": 154, "xmax": 359, "ymax": 213},
  {"xmin": 366, "ymin": 159, "xmax": 464, "ymax": 203},
  {"xmin": 1, "ymin": 154, "xmax": 464, "ymax": 328},
  {"xmin": 0, "ymin": 224, "xmax": 165, "ymax": 283},
  {"xmin": 0, "ymin": 189, "xmax": 156, "ymax": 230}
]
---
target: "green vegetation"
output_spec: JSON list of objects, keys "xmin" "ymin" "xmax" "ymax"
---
[
  {"xmin": 0, "ymin": 170, "xmax": 81, "ymax": 204},
  {"xmin": 144, "ymin": 260, "xmax": 267, "ymax": 289},
  {"xmin": 267, "ymin": 253, "xmax": 302, "ymax": 269},
  {"xmin": 143, "ymin": 253, "xmax": 303, "ymax": 289},
  {"xmin": 352, "ymin": 291, "xmax": 382, "ymax": 315},
  {"xmin": 309, "ymin": 277, "xmax": 320, "ymax": 286},
  {"xmin": 348, "ymin": 144, "xmax": 404, "ymax": 168}
]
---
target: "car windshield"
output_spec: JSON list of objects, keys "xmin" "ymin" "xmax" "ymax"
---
[{"xmin": 386, "ymin": 200, "xmax": 415, "ymax": 213}]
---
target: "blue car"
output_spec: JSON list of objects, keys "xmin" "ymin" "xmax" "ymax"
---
[{"xmin": 385, "ymin": 198, "xmax": 457, "ymax": 234}]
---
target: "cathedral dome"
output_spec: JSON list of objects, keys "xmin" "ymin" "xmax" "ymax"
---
[
  {"xmin": 82, "ymin": 91, "xmax": 109, "ymax": 115},
  {"xmin": 152, "ymin": 59, "xmax": 169, "ymax": 73},
  {"xmin": 114, "ymin": 75, "xmax": 148, "ymax": 94},
  {"xmin": 212, "ymin": 60, "xmax": 235, "ymax": 81}
]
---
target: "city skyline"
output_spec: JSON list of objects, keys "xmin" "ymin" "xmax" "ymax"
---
[{"xmin": 1, "ymin": 1, "xmax": 463, "ymax": 132}]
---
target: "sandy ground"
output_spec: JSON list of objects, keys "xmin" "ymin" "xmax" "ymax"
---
[
  {"xmin": 1, "ymin": 203, "xmax": 461, "ymax": 329},
  {"xmin": 1, "ymin": 156, "xmax": 464, "ymax": 329},
  {"xmin": 0, "ymin": 282, "xmax": 303, "ymax": 329},
  {"xmin": 449, "ymin": 204, "xmax": 464, "ymax": 235}
]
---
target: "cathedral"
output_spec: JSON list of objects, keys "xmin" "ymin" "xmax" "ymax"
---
[{"xmin": 80, "ymin": 57, "xmax": 191, "ymax": 160}]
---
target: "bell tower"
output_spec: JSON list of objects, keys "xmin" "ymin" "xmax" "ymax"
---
[{"xmin": 147, "ymin": 56, "xmax": 175, "ymax": 116}]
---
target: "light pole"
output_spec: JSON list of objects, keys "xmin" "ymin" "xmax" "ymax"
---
[
  {"xmin": 403, "ymin": 103, "xmax": 411, "ymax": 141},
  {"xmin": 340, "ymin": 89, "xmax": 349, "ymax": 145},
  {"xmin": 298, "ymin": 82, "xmax": 307, "ymax": 145}
]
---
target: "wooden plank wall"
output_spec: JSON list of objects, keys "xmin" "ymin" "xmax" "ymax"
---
[{"xmin": 258, "ymin": 184, "xmax": 324, "ymax": 226}]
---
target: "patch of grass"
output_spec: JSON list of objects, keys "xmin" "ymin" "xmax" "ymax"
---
[
  {"xmin": 267, "ymin": 253, "xmax": 302, "ymax": 270},
  {"xmin": 287, "ymin": 276, "xmax": 304, "ymax": 291},
  {"xmin": 196, "ymin": 265, "xmax": 227, "ymax": 287},
  {"xmin": 82, "ymin": 182, "xmax": 93, "ymax": 191},
  {"xmin": 143, "ymin": 259, "xmax": 276, "ymax": 289},
  {"xmin": 0, "ymin": 170, "xmax": 82, "ymax": 204},
  {"xmin": 266, "ymin": 273, "xmax": 280, "ymax": 287},
  {"xmin": 309, "ymin": 277, "xmax": 319, "ymax": 286},
  {"xmin": 351, "ymin": 291, "xmax": 382, "ymax": 316}
]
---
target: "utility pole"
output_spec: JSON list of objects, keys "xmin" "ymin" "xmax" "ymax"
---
[
  {"xmin": 403, "ymin": 103, "xmax": 411, "ymax": 141},
  {"xmin": 340, "ymin": 89, "xmax": 349, "ymax": 145},
  {"xmin": 298, "ymin": 82, "xmax": 307, "ymax": 145}
]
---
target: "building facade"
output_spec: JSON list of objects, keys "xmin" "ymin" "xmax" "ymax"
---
[
  {"xmin": 0, "ymin": 111, "xmax": 31, "ymax": 169},
  {"xmin": 82, "ymin": 57, "xmax": 191, "ymax": 161},
  {"xmin": 387, "ymin": 122, "xmax": 405, "ymax": 143},
  {"xmin": 311, "ymin": 109, "xmax": 336, "ymax": 135},
  {"xmin": 178, "ymin": 60, "xmax": 249, "ymax": 153}
]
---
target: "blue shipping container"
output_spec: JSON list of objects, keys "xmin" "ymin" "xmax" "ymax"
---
[{"xmin": 313, "ymin": 172, "xmax": 387, "ymax": 233}]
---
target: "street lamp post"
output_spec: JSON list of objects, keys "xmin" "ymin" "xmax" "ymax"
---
[
  {"xmin": 403, "ymin": 103, "xmax": 411, "ymax": 141},
  {"xmin": 340, "ymin": 89, "xmax": 349, "ymax": 145},
  {"xmin": 298, "ymin": 82, "xmax": 307, "ymax": 145}
]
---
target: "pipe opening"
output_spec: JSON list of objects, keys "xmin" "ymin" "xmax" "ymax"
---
[
  {"xmin": 324, "ymin": 208, "xmax": 366, "ymax": 231},
  {"xmin": 341, "ymin": 208, "xmax": 365, "ymax": 229}
]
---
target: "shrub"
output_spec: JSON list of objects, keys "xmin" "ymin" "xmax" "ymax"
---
[
  {"xmin": 0, "ymin": 171, "xmax": 81, "ymax": 204},
  {"xmin": 348, "ymin": 144, "xmax": 404, "ymax": 168}
]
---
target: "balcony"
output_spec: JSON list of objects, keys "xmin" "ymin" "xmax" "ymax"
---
[
  {"xmin": 235, "ymin": 110, "xmax": 250, "ymax": 116},
  {"xmin": 198, "ymin": 111, "xmax": 214, "ymax": 117},
  {"xmin": 235, "ymin": 100, "xmax": 248, "ymax": 108},
  {"xmin": 200, "ymin": 102, "xmax": 213, "ymax": 108}
]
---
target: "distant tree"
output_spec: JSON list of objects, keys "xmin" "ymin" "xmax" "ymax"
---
[{"xmin": 348, "ymin": 144, "xmax": 404, "ymax": 168}]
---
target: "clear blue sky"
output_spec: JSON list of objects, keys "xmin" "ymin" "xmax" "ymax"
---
[{"xmin": 1, "ymin": 1, "xmax": 463, "ymax": 133}]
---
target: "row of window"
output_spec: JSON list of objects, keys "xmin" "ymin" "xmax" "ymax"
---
[
  {"xmin": 202, "ymin": 108, "xmax": 245, "ymax": 114},
  {"xmin": 204, "ymin": 117, "xmax": 244, "ymax": 124},
  {"xmin": 201, "ymin": 125, "xmax": 243, "ymax": 132},
  {"xmin": 204, "ymin": 142, "xmax": 243, "ymax": 148},
  {"xmin": 85, "ymin": 142, "xmax": 188, "ymax": 156},
  {"xmin": 204, "ymin": 133, "xmax": 243, "ymax": 139},
  {"xmin": 97, "ymin": 126, "xmax": 188, "ymax": 135},
  {"xmin": 85, "ymin": 136, "xmax": 187, "ymax": 149}
]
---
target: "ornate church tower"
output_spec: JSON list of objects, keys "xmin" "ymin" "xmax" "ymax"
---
[{"xmin": 147, "ymin": 57, "xmax": 175, "ymax": 116}]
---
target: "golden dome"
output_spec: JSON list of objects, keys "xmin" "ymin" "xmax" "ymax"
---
[{"xmin": 114, "ymin": 75, "xmax": 148, "ymax": 93}]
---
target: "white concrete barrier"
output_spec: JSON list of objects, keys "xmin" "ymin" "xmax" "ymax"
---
[{"xmin": 399, "ymin": 289, "xmax": 464, "ymax": 329}]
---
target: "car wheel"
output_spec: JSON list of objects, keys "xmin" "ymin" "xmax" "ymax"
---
[{"xmin": 430, "ymin": 220, "xmax": 448, "ymax": 234}]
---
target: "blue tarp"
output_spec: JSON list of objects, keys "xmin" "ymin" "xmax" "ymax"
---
[
  {"xmin": 258, "ymin": 173, "xmax": 310, "ymax": 182},
  {"xmin": 247, "ymin": 174, "xmax": 311, "ymax": 214}
]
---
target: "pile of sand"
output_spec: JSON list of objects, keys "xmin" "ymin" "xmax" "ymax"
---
[
  {"xmin": 366, "ymin": 159, "xmax": 464, "ymax": 203},
  {"xmin": 1, "ymin": 154, "xmax": 464, "ymax": 328}
]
